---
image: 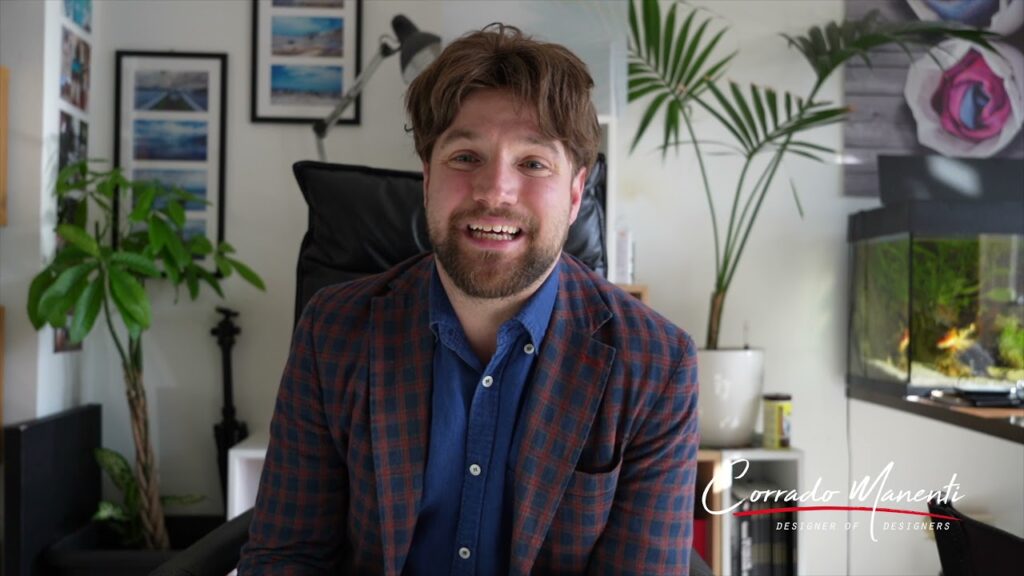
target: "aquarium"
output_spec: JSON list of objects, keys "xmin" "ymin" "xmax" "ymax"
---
[{"xmin": 848, "ymin": 200, "xmax": 1024, "ymax": 397}]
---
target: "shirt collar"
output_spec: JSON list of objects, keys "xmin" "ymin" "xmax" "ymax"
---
[{"xmin": 428, "ymin": 258, "xmax": 561, "ymax": 349}]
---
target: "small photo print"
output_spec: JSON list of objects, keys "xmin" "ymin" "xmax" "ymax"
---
[
  {"xmin": 55, "ymin": 315, "xmax": 84, "ymax": 353},
  {"xmin": 59, "ymin": 111, "xmax": 89, "ymax": 172},
  {"xmin": 133, "ymin": 119, "xmax": 208, "ymax": 161},
  {"xmin": 63, "ymin": 0, "xmax": 92, "ymax": 32},
  {"xmin": 60, "ymin": 27, "xmax": 91, "ymax": 111},
  {"xmin": 134, "ymin": 168, "xmax": 208, "ymax": 210},
  {"xmin": 270, "ymin": 64, "xmax": 342, "ymax": 106},
  {"xmin": 272, "ymin": 0, "xmax": 345, "ymax": 8},
  {"xmin": 135, "ymin": 70, "xmax": 209, "ymax": 112},
  {"xmin": 272, "ymin": 16, "xmax": 344, "ymax": 57},
  {"xmin": 54, "ymin": 309, "xmax": 83, "ymax": 350}
]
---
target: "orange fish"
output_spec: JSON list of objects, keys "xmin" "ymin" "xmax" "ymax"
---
[{"xmin": 936, "ymin": 324, "xmax": 976, "ymax": 352}]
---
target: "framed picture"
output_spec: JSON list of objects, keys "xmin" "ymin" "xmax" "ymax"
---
[
  {"xmin": 251, "ymin": 0, "xmax": 362, "ymax": 124},
  {"xmin": 114, "ymin": 51, "xmax": 227, "ymax": 248}
]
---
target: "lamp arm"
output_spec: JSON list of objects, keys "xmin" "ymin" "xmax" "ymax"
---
[{"xmin": 313, "ymin": 42, "xmax": 397, "ymax": 161}]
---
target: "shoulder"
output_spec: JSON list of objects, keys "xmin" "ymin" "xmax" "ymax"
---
[
  {"xmin": 560, "ymin": 254, "xmax": 696, "ymax": 364},
  {"xmin": 301, "ymin": 253, "xmax": 432, "ymax": 329}
]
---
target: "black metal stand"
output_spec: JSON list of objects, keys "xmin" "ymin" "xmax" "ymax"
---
[{"xmin": 211, "ymin": 306, "xmax": 248, "ymax": 514}]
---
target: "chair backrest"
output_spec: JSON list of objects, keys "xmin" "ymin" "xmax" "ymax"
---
[
  {"xmin": 3, "ymin": 405, "xmax": 102, "ymax": 576},
  {"xmin": 927, "ymin": 494, "xmax": 1024, "ymax": 576},
  {"xmin": 292, "ymin": 156, "xmax": 608, "ymax": 324}
]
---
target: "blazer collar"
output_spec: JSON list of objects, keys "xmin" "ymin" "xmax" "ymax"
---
[
  {"xmin": 509, "ymin": 254, "xmax": 615, "ymax": 573},
  {"xmin": 370, "ymin": 255, "xmax": 434, "ymax": 576}
]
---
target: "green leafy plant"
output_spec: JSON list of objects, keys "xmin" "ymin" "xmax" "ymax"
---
[
  {"xmin": 93, "ymin": 448, "xmax": 203, "ymax": 548},
  {"xmin": 27, "ymin": 161, "xmax": 265, "ymax": 549},
  {"xmin": 628, "ymin": 0, "xmax": 995, "ymax": 348},
  {"xmin": 995, "ymin": 315, "xmax": 1024, "ymax": 370}
]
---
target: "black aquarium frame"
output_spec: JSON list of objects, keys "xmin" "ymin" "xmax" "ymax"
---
[{"xmin": 846, "ymin": 199, "xmax": 1024, "ymax": 443}]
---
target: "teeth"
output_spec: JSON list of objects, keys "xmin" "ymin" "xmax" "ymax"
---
[{"xmin": 469, "ymin": 223, "xmax": 520, "ymax": 234}]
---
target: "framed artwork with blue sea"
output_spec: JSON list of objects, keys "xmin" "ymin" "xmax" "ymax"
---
[
  {"xmin": 252, "ymin": 0, "xmax": 362, "ymax": 123},
  {"xmin": 115, "ymin": 51, "xmax": 227, "ymax": 249}
]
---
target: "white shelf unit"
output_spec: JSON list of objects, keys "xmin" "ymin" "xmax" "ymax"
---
[
  {"xmin": 697, "ymin": 447, "xmax": 804, "ymax": 576},
  {"xmin": 226, "ymin": 431, "xmax": 269, "ymax": 520}
]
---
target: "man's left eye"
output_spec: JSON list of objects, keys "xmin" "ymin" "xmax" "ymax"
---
[{"xmin": 522, "ymin": 160, "xmax": 548, "ymax": 170}]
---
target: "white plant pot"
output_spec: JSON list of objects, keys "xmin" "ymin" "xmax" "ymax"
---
[{"xmin": 697, "ymin": 348, "xmax": 765, "ymax": 447}]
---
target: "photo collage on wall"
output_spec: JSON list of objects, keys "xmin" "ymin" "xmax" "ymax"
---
[
  {"xmin": 55, "ymin": 0, "xmax": 93, "ymax": 353},
  {"xmin": 252, "ymin": 0, "xmax": 361, "ymax": 123},
  {"xmin": 116, "ymin": 52, "xmax": 226, "ymax": 263}
]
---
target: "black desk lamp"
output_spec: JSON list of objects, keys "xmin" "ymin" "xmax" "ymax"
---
[{"xmin": 313, "ymin": 15, "xmax": 440, "ymax": 161}]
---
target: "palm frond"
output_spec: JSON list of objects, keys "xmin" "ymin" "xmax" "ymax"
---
[
  {"xmin": 627, "ymin": 0, "xmax": 734, "ymax": 153},
  {"xmin": 783, "ymin": 9, "xmax": 999, "ymax": 85},
  {"xmin": 697, "ymin": 81, "xmax": 850, "ymax": 156}
]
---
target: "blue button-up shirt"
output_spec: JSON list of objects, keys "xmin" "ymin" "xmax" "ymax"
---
[{"xmin": 404, "ymin": 263, "xmax": 560, "ymax": 575}]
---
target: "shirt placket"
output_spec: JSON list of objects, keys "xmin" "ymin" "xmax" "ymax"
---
[{"xmin": 449, "ymin": 342, "xmax": 512, "ymax": 576}]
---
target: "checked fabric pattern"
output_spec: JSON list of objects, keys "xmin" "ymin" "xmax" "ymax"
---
[{"xmin": 238, "ymin": 253, "xmax": 699, "ymax": 575}]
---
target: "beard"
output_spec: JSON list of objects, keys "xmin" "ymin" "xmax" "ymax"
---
[{"xmin": 429, "ymin": 206, "xmax": 569, "ymax": 299}]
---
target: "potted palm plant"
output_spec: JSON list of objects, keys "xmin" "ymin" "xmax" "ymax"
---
[
  {"xmin": 27, "ymin": 160, "xmax": 265, "ymax": 551},
  {"xmin": 627, "ymin": 0, "xmax": 993, "ymax": 445}
]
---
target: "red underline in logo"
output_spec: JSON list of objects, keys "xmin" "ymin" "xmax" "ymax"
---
[{"xmin": 733, "ymin": 506, "xmax": 960, "ymax": 521}]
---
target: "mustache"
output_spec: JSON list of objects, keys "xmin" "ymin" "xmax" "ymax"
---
[{"xmin": 448, "ymin": 208, "xmax": 532, "ymax": 230}]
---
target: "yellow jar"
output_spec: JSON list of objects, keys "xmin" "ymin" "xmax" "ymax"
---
[{"xmin": 762, "ymin": 394, "xmax": 792, "ymax": 449}]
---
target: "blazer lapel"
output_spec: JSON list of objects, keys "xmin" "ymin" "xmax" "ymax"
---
[
  {"xmin": 369, "ymin": 259, "xmax": 433, "ymax": 576},
  {"xmin": 509, "ymin": 257, "xmax": 615, "ymax": 574}
]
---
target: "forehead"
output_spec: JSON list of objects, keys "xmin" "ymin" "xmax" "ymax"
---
[{"xmin": 435, "ymin": 89, "xmax": 563, "ymax": 155}]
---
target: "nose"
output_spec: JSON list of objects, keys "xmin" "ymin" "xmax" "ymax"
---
[{"xmin": 472, "ymin": 161, "xmax": 518, "ymax": 208}]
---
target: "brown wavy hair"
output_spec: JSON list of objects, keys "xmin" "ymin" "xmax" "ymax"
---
[{"xmin": 405, "ymin": 23, "xmax": 600, "ymax": 173}]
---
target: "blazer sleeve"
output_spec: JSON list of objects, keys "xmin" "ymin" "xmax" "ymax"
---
[
  {"xmin": 238, "ymin": 294, "xmax": 347, "ymax": 574},
  {"xmin": 587, "ymin": 332, "xmax": 700, "ymax": 575}
]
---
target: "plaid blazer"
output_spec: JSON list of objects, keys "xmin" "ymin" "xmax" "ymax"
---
[{"xmin": 239, "ymin": 253, "xmax": 699, "ymax": 575}]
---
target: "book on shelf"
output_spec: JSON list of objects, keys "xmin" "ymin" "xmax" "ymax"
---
[{"xmin": 731, "ymin": 480, "xmax": 797, "ymax": 576}]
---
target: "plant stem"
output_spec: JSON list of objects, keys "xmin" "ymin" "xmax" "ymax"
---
[
  {"xmin": 101, "ymin": 269, "xmax": 168, "ymax": 550},
  {"xmin": 706, "ymin": 290, "xmax": 727, "ymax": 349},
  {"xmin": 101, "ymin": 283, "xmax": 129, "ymax": 370},
  {"xmin": 682, "ymin": 110, "xmax": 722, "ymax": 279},
  {"xmin": 124, "ymin": 359, "xmax": 170, "ymax": 550},
  {"xmin": 724, "ymin": 148, "xmax": 786, "ymax": 289},
  {"xmin": 719, "ymin": 154, "xmax": 756, "ymax": 290}
]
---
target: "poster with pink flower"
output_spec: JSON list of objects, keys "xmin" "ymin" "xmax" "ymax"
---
[{"xmin": 842, "ymin": 0, "xmax": 1023, "ymax": 197}]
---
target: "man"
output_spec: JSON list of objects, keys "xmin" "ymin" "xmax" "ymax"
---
[{"xmin": 239, "ymin": 24, "xmax": 699, "ymax": 575}]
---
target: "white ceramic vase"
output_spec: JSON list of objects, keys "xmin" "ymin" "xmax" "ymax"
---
[{"xmin": 697, "ymin": 348, "xmax": 765, "ymax": 447}]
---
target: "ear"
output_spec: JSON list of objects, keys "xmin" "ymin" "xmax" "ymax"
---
[
  {"xmin": 567, "ymin": 166, "xmax": 587, "ymax": 225},
  {"xmin": 422, "ymin": 160, "xmax": 431, "ymax": 208}
]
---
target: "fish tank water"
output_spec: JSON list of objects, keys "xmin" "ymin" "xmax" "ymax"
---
[{"xmin": 848, "ymin": 201, "xmax": 1024, "ymax": 396}]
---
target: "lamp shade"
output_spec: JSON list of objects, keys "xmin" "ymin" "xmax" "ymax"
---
[{"xmin": 392, "ymin": 15, "xmax": 441, "ymax": 83}]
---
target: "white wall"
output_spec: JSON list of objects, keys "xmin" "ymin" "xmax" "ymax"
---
[
  {"xmin": 0, "ymin": 0, "xmax": 86, "ymax": 426},
  {"xmin": 849, "ymin": 400, "xmax": 1024, "ymax": 575}
]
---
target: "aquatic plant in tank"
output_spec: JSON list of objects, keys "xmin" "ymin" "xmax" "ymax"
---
[{"xmin": 848, "ymin": 201, "xmax": 1024, "ymax": 396}]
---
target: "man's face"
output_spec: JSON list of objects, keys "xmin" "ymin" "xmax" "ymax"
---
[{"xmin": 424, "ymin": 89, "xmax": 586, "ymax": 299}]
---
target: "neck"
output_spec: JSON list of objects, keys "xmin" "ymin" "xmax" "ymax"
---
[{"xmin": 436, "ymin": 261, "xmax": 556, "ymax": 363}]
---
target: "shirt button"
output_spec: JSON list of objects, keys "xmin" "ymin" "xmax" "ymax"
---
[
  {"xmin": 524, "ymin": 343, "xmax": 536, "ymax": 355},
  {"xmin": 481, "ymin": 376, "xmax": 493, "ymax": 388},
  {"xmin": 469, "ymin": 463, "xmax": 481, "ymax": 476},
  {"xmin": 458, "ymin": 547, "xmax": 471, "ymax": 560}
]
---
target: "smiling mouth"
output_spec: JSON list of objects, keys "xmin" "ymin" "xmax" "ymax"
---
[{"xmin": 466, "ymin": 223, "xmax": 522, "ymax": 241}]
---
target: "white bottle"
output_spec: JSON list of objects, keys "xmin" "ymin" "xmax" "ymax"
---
[{"xmin": 613, "ymin": 219, "xmax": 635, "ymax": 284}]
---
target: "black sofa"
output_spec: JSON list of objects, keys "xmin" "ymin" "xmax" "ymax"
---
[{"xmin": 152, "ymin": 159, "xmax": 712, "ymax": 576}]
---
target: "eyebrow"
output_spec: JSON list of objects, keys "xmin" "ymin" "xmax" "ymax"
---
[{"xmin": 437, "ymin": 128, "xmax": 561, "ymax": 157}]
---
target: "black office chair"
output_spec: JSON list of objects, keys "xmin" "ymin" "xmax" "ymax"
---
[
  {"xmin": 927, "ymin": 494, "xmax": 1024, "ymax": 576},
  {"xmin": 151, "ymin": 159, "xmax": 711, "ymax": 576}
]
